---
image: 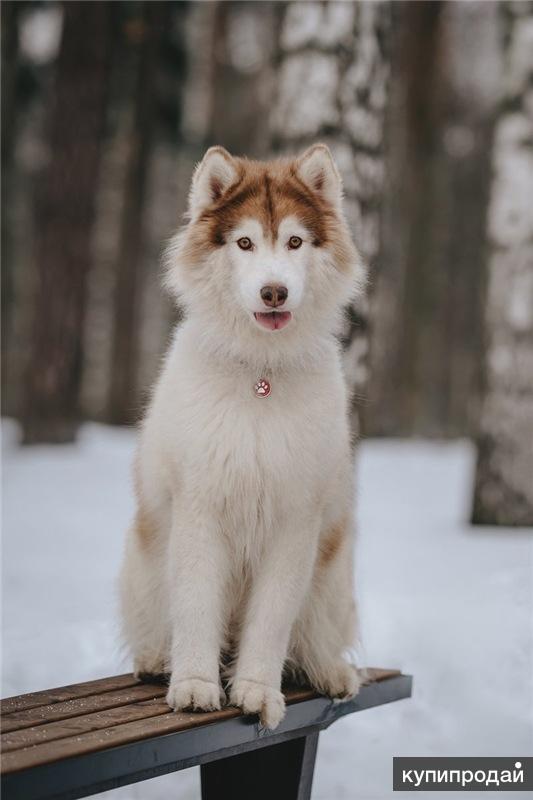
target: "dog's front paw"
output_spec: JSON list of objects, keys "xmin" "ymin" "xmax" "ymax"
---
[
  {"xmin": 230, "ymin": 679, "xmax": 285, "ymax": 729},
  {"xmin": 166, "ymin": 678, "xmax": 222, "ymax": 712},
  {"xmin": 317, "ymin": 661, "xmax": 361, "ymax": 700}
]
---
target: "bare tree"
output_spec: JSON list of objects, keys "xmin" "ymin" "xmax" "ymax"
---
[
  {"xmin": 269, "ymin": 0, "xmax": 391, "ymax": 434},
  {"xmin": 472, "ymin": 2, "xmax": 533, "ymax": 526},
  {"xmin": 21, "ymin": 2, "xmax": 112, "ymax": 443}
]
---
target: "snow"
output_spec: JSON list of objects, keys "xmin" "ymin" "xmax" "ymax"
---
[{"xmin": 2, "ymin": 420, "xmax": 532, "ymax": 799}]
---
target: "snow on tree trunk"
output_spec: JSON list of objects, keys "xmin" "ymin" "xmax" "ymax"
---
[
  {"xmin": 472, "ymin": 2, "xmax": 533, "ymax": 526},
  {"xmin": 270, "ymin": 1, "xmax": 390, "ymax": 434}
]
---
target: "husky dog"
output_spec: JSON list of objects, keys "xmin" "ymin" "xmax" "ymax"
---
[{"xmin": 120, "ymin": 144, "xmax": 365, "ymax": 728}]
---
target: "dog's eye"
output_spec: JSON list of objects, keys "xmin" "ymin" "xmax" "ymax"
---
[
  {"xmin": 288, "ymin": 236, "xmax": 303, "ymax": 250},
  {"xmin": 237, "ymin": 237, "xmax": 253, "ymax": 251}
]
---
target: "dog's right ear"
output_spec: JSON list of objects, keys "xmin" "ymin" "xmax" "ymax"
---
[{"xmin": 188, "ymin": 147, "xmax": 238, "ymax": 217}]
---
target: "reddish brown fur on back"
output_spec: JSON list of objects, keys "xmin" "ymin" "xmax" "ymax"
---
[
  {"xmin": 182, "ymin": 156, "xmax": 357, "ymax": 273},
  {"xmin": 318, "ymin": 518, "xmax": 347, "ymax": 568}
]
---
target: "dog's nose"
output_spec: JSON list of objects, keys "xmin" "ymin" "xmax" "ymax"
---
[{"xmin": 260, "ymin": 284, "xmax": 288, "ymax": 308}]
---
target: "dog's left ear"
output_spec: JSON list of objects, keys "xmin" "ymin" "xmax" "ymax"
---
[
  {"xmin": 296, "ymin": 144, "xmax": 342, "ymax": 209},
  {"xmin": 189, "ymin": 146, "xmax": 238, "ymax": 217}
]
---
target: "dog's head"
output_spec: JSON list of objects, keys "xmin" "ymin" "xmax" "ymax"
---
[{"xmin": 166, "ymin": 145, "xmax": 364, "ymax": 356}]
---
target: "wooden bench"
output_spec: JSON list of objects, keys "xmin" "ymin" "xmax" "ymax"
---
[{"xmin": 1, "ymin": 668, "xmax": 412, "ymax": 800}]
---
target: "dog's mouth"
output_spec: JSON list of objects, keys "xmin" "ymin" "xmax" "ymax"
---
[{"xmin": 253, "ymin": 311, "xmax": 292, "ymax": 331}]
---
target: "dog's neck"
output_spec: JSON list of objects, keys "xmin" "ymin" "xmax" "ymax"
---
[{"xmin": 182, "ymin": 315, "xmax": 337, "ymax": 377}]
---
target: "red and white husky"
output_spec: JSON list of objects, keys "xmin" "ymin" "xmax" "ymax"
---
[{"xmin": 120, "ymin": 144, "xmax": 365, "ymax": 728}]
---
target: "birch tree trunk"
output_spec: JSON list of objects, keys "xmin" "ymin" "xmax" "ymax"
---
[
  {"xmin": 270, "ymin": 0, "xmax": 391, "ymax": 435},
  {"xmin": 472, "ymin": 2, "xmax": 533, "ymax": 526}
]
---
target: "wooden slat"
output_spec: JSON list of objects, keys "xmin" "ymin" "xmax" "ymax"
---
[
  {"xmin": 1, "ymin": 709, "xmax": 235, "ymax": 774},
  {"xmin": 0, "ymin": 674, "xmax": 139, "ymax": 716},
  {"xmin": 0, "ymin": 685, "xmax": 318, "ymax": 754},
  {"xmin": 362, "ymin": 668, "xmax": 400, "ymax": 683},
  {"xmin": 1, "ymin": 689, "xmax": 318, "ymax": 775},
  {"xmin": 1, "ymin": 684, "xmax": 167, "ymax": 733},
  {"xmin": 1, "ymin": 697, "xmax": 171, "ymax": 753},
  {"xmin": 0, "ymin": 668, "xmax": 401, "ymax": 775}
]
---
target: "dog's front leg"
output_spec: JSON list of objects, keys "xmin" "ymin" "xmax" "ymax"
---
[
  {"xmin": 230, "ymin": 520, "xmax": 318, "ymax": 728},
  {"xmin": 166, "ymin": 502, "xmax": 227, "ymax": 712}
]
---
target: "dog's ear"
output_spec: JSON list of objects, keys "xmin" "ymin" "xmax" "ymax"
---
[
  {"xmin": 189, "ymin": 147, "xmax": 238, "ymax": 216},
  {"xmin": 296, "ymin": 144, "xmax": 342, "ymax": 209}
]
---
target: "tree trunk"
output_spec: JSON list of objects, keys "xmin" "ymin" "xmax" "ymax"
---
[
  {"xmin": 21, "ymin": 1, "xmax": 112, "ymax": 443},
  {"xmin": 269, "ymin": 0, "xmax": 391, "ymax": 435},
  {"xmin": 368, "ymin": 1, "xmax": 498, "ymax": 438},
  {"xmin": 1, "ymin": 0, "xmax": 21, "ymax": 414},
  {"xmin": 106, "ymin": 2, "xmax": 170, "ymax": 425},
  {"xmin": 206, "ymin": 1, "xmax": 277, "ymax": 158},
  {"xmin": 471, "ymin": 2, "xmax": 533, "ymax": 526}
]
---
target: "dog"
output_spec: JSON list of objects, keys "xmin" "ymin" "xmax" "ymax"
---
[{"xmin": 119, "ymin": 144, "xmax": 365, "ymax": 728}]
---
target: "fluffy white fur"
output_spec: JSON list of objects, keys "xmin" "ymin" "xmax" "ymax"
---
[{"xmin": 120, "ymin": 145, "xmax": 365, "ymax": 728}]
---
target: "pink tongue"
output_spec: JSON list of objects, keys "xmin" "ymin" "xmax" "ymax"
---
[{"xmin": 255, "ymin": 312, "xmax": 292, "ymax": 331}]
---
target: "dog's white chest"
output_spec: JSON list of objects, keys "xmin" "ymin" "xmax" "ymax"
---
[{"xmin": 170, "ymin": 367, "xmax": 334, "ymax": 524}]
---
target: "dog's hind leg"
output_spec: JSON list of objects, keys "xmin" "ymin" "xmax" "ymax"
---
[
  {"xmin": 119, "ymin": 506, "xmax": 171, "ymax": 679},
  {"xmin": 290, "ymin": 518, "xmax": 361, "ymax": 699}
]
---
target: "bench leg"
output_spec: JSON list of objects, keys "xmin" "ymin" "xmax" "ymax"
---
[{"xmin": 200, "ymin": 731, "xmax": 319, "ymax": 800}]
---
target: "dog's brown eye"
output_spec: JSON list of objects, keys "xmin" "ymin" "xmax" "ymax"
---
[
  {"xmin": 237, "ymin": 237, "xmax": 253, "ymax": 251},
  {"xmin": 288, "ymin": 236, "xmax": 302, "ymax": 250}
]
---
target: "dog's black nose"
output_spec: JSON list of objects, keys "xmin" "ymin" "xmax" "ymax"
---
[{"xmin": 260, "ymin": 285, "xmax": 288, "ymax": 308}]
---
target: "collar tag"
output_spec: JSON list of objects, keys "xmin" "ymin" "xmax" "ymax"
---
[{"xmin": 254, "ymin": 378, "xmax": 271, "ymax": 398}]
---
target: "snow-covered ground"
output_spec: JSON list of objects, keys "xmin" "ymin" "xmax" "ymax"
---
[{"xmin": 2, "ymin": 420, "xmax": 532, "ymax": 799}]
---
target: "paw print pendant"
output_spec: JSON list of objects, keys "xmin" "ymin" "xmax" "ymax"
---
[{"xmin": 254, "ymin": 378, "xmax": 271, "ymax": 398}]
